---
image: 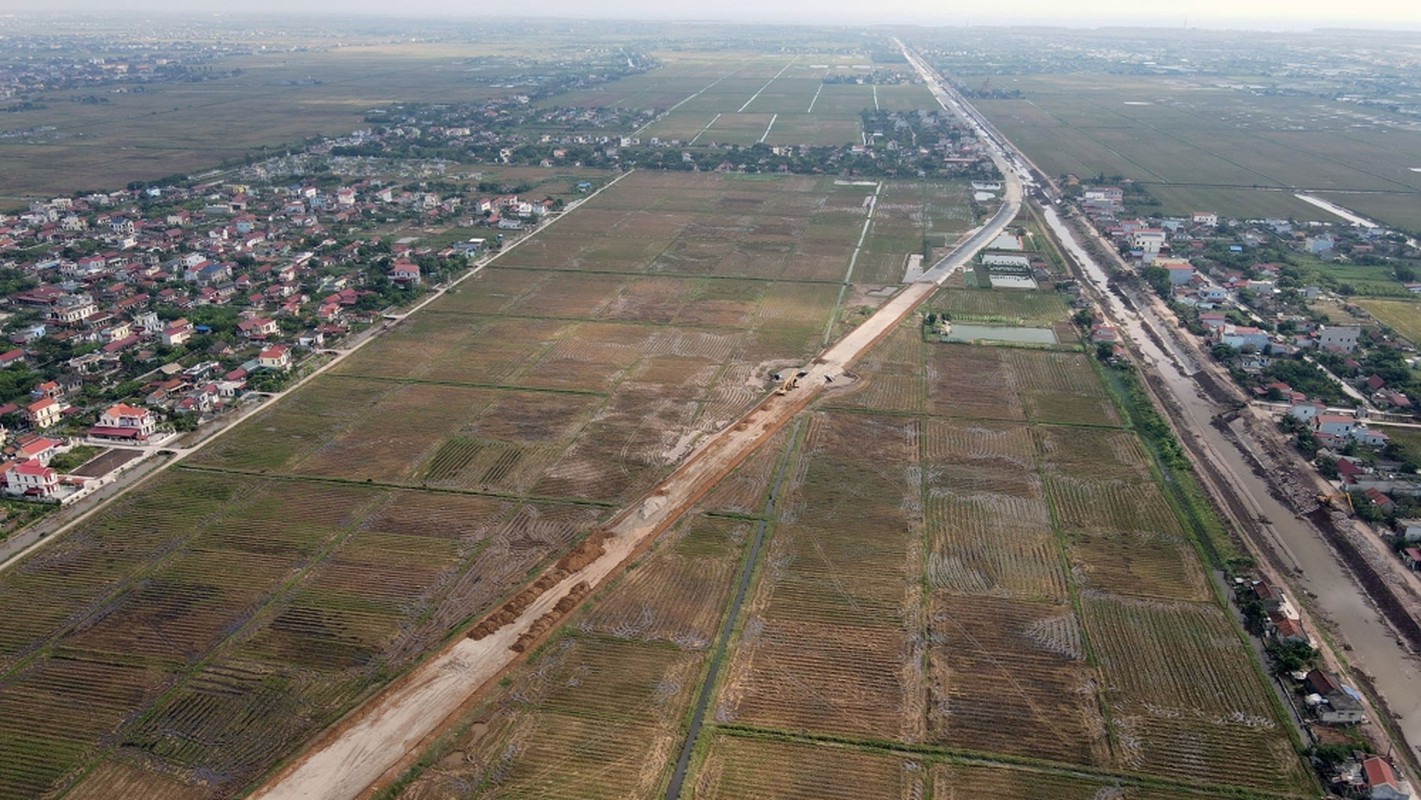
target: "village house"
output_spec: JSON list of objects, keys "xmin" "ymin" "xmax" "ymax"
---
[
  {"xmin": 1363, "ymin": 487, "xmax": 1397, "ymax": 514},
  {"xmin": 1089, "ymin": 323, "xmax": 1119, "ymax": 345},
  {"xmin": 1395, "ymin": 520, "xmax": 1421, "ymax": 542},
  {"xmin": 13, "ymin": 435, "xmax": 65, "ymax": 465},
  {"xmin": 1313, "ymin": 414, "xmax": 1359, "ymax": 438},
  {"xmin": 1219, "ymin": 324, "xmax": 1270, "ymax": 351},
  {"xmin": 89, "ymin": 403, "xmax": 156, "ymax": 441},
  {"xmin": 2, "ymin": 459, "xmax": 59, "ymax": 498},
  {"xmin": 1403, "ymin": 547, "xmax": 1421, "ymax": 571},
  {"xmin": 25, "ymin": 397, "xmax": 62, "ymax": 429},
  {"xmin": 1318, "ymin": 325, "xmax": 1361, "ymax": 353},
  {"xmin": 388, "ymin": 262, "xmax": 422, "ymax": 286},
  {"xmin": 257, "ymin": 345, "xmax": 291, "ymax": 370},
  {"xmin": 1155, "ymin": 256, "xmax": 1194, "ymax": 285},
  {"xmin": 1304, "ymin": 669, "xmax": 1365, "ymax": 725},
  {"xmin": 1362, "ymin": 756, "xmax": 1412, "ymax": 800},
  {"xmin": 161, "ymin": 318, "xmax": 193, "ymax": 347},
  {"xmin": 237, "ymin": 317, "xmax": 279, "ymax": 340}
]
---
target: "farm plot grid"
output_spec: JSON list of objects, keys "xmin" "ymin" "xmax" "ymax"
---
[
  {"xmin": 612, "ymin": 54, "xmax": 929, "ymax": 147},
  {"xmin": 856, "ymin": 181, "xmax": 976, "ymax": 284},
  {"xmin": 966, "ymin": 70, "xmax": 1421, "ymax": 224},
  {"xmin": 0, "ymin": 469, "xmax": 610, "ymax": 799},
  {"xmin": 375, "ymin": 253, "xmax": 1309, "ymax": 797},
  {"xmin": 682, "ymin": 332, "xmax": 1311, "ymax": 796},
  {"xmin": 0, "ymin": 170, "xmax": 975, "ymax": 799},
  {"xmin": 385, "ymin": 446, "xmax": 783, "ymax": 800},
  {"xmin": 389, "ymin": 511, "xmax": 761, "ymax": 800}
]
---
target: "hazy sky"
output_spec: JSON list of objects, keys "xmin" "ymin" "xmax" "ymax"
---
[{"xmin": 3, "ymin": 0, "xmax": 1420, "ymax": 30}]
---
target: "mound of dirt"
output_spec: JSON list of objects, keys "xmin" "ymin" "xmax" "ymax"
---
[
  {"xmin": 511, "ymin": 582, "xmax": 591, "ymax": 653},
  {"xmin": 468, "ymin": 531, "xmax": 608, "ymax": 640}
]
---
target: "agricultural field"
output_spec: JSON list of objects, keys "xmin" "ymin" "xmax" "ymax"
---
[
  {"xmin": 389, "ymin": 501, "xmax": 766, "ymax": 800},
  {"xmin": 963, "ymin": 71, "xmax": 1421, "ymax": 226},
  {"xmin": 0, "ymin": 42, "xmax": 545, "ymax": 200},
  {"xmin": 693, "ymin": 317, "xmax": 1308, "ymax": 797},
  {"xmin": 0, "ymin": 468, "xmax": 605, "ymax": 799},
  {"xmin": 1290, "ymin": 256, "xmax": 1414, "ymax": 297},
  {"xmin": 0, "ymin": 27, "xmax": 1319, "ymax": 797},
  {"xmin": 388, "ymin": 299, "xmax": 1312, "ymax": 797},
  {"xmin": 623, "ymin": 316, "xmax": 1301, "ymax": 797},
  {"xmin": 923, "ymin": 343, "xmax": 1120, "ymax": 426},
  {"xmin": 1314, "ymin": 191, "xmax": 1421, "ymax": 234},
  {"xmin": 600, "ymin": 52, "xmax": 933, "ymax": 147},
  {"xmin": 925, "ymin": 284, "xmax": 1069, "ymax": 327},
  {"xmin": 1355, "ymin": 297, "xmax": 1421, "ymax": 344},
  {"xmin": 0, "ymin": 169, "xmax": 972, "ymax": 798},
  {"xmin": 857, "ymin": 180, "xmax": 977, "ymax": 284}
]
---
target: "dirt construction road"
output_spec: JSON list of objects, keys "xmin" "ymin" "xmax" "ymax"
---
[
  {"xmin": 253, "ymin": 62, "xmax": 1021, "ymax": 800},
  {"xmin": 250, "ymin": 245, "xmax": 1010, "ymax": 800}
]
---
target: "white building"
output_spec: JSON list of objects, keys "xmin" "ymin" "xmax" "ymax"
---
[
  {"xmin": 90, "ymin": 403, "xmax": 156, "ymax": 441},
  {"xmin": 981, "ymin": 253, "xmax": 1030, "ymax": 269},
  {"xmin": 2, "ymin": 459, "xmax": 58, "ymax": 497},
  {"xmin": 1318, "ymin": 326, "xmax": 1361, "ymax": 353}
]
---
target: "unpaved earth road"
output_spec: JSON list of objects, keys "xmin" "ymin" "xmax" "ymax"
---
[
  {"xmin": 253, "ymin": 108, "xmax": 1023, "ymax": 800},
  {"xmin": 251, "ymin": 266, "xmax": 1012, "ymax": 800}
]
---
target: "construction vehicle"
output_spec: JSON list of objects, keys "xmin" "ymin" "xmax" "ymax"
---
[
  {"xmin": 1316, "ymin": 492, "xmax": 1355, "ymax": 513},
  {"xmin": 774, "ymin": 376, "xmax": 799, "ymax": 396}
]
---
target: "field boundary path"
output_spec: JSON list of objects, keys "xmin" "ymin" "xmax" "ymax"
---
[
  {"xmin": 662, "ymin": 417, "xmax": 802, "ymax": 800},
  {"xmin": 737, "ymin": 58, "xmax": 796, "ymax": 113},
  {"xmin": 632, "ymin": 65, "xmax": 746, "ymax": 138},
  {"xmin": 251, "ymin": 102, "xmax": 1023, "ymax": 800}
]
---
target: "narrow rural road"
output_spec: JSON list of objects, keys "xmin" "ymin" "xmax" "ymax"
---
[{"xmin": 251, "ymin": 62, "xmax": 1024, "ymax": 800}]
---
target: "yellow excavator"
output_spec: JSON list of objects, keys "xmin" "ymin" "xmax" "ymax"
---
[
  {"xmin": 774, "ymin": 376, "xmax": 799, "ymax": 396},
  {"xmin": 1316, "ymin": 492, "xmax": 1355, "ymax": 513}
]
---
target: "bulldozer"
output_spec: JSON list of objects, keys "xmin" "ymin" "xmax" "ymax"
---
[{"xmin": 1316, "ymin": 492, "xmax": 1355, "ymax": 513}]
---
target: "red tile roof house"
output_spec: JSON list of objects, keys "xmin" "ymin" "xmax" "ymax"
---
[
  {"xmin": 1363, "ymin": 756, "xmax": 1412, "ymax": 800},
  {"xmin": 257, "ymin": 345, "xmax": 291, "ymax": 371},
  {"xmin": 1272, "ymin": 616, "xmax": 1308, "ymax": 644},
  {"xmin": 89, "ymin": 403, "xmax": 156, "ymax": 442},
  {"xmin": 237, "ymin": 317, "xmax": 278, "ymax": 339},
  {"xmin": 161, "ymin": 319, "xmax": 193, "ymax": 347},
  {"xmin": 2, "ymin": 459, "xmax": 59, "ymax": 498},
  {"xmin": 388, "ymin": 262, "xmax": 421, "ymax": 286},
  {"xmin": 25, "ymin": 396, "xmax": 62, "ymax": 429},
  {"xmin": 1404, "ymin": 547, "xmax": 1421, "ymax": 571},
  {"xmin": 1363, "ymin": 487, "xmax": 1396, "ymax": 513},
  {"xmin": 13, "ymin": 435, "xmax": 65, "ymax": 466},
  {"xmin": 1336, "ymin": 457, "xmax": 1365, "ymax": 484}
]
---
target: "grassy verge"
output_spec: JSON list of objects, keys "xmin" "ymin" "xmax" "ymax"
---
[{"xmin": 1098, "ymin": 362, "xmax": 1245, "ymax": 573}]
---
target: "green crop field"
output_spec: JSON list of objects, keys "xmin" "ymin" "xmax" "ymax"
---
[
  {"xmin": 0, "ymin": 43, "xmax": 541, "ymax": 200},
  {"xmin": 610, "ymin": 52, "xmax": 931, "ymax": 147},
  {"xmin": 966, "ymin": 72, "xmax": 1421, "ymax": 228},
  {"xmin": 1356, "ymin": 298, "xmax": 1421, "ymax": 343}
]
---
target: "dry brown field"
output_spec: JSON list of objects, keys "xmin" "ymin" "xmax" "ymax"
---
[
  {"xmin": 0, "ymin": 169, "xmax": 977, "ymax": 798},
  {"xmin": 390, "ymin": 300, "xmax": 1310, "ymax": 799}
]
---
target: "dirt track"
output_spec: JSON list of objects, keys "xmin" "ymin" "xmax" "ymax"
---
[
  {"xmin": 250, "ymin": 277, "xmax": 979, "ymax": 800},
  {"xmin": 251, "ymin": 54, "xmax": 1021, "ymax": 800}
]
